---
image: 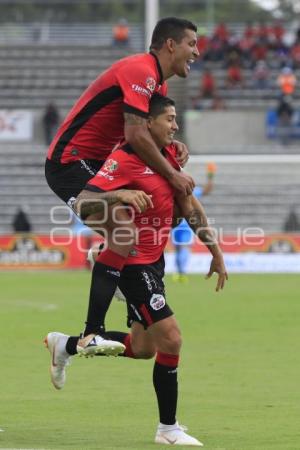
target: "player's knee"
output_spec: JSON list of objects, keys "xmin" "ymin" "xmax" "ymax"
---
[
  {"xmin": 160, "ymin": 328, "xmax": 182, "ymax": 354},
  {"xmin": 131, "ymin": 339, "xmax": 156, "ymax": 359},
  {"xmin": 134, "ymin": 349, "xmax": 156, "ymax": 359}
]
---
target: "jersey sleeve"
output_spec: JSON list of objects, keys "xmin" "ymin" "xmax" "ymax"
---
[
  {"xmin": 160, "ymin": 82, "xmax": 168, "ymax": 96},
  {"xmin": 117, "ymin": 63, "xmax": 159, "ymax": 117},
  {"xmin": 86, "ymin": 150, "xmax": 132, "ymax": 192}
]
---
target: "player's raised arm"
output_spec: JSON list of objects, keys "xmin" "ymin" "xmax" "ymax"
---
[
  {"xmin": 175, "ymin": 192, "xmax": 228, "ymax": 291},
  {"xmin": 124, "ymin": 112, "xmax": 195, "ymax": 196}
]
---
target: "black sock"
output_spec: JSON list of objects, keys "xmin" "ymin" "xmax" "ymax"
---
[
  {"xmin": 66, "ymin": 336, "xmax": 80, "ymax": 355},
  {"xmin": 153, "ymin": 353, "xmax": 179, "ymax": 425},
  {"xmin": 84, "ymin": 261, "xmax": 121, "ymax": 336},
  {"xmin": 105, "ymin": 331, "xmax": 128, "ymax": 342},
  {"xmin": 105, "ymin": 331, "xmax": 135, "ymax": 358}
]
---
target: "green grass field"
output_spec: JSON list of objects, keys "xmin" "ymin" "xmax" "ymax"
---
[{"xmin": 0, "ymin": 272, "xmax": 299, "ymax": 450}]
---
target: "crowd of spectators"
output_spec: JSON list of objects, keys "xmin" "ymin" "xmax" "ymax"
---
[
  {"xmin": 196, "ymin": 21, "xmax": 300, "ymax": 69},
  {"xmin": 192, "ymin": 21, "xmax": 300, "ymax": 142},
  {"xmin": 194, "ymin": 20, "xmax": 299, "ymax": 94}
]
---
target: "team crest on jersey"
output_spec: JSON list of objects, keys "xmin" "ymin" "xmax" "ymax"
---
[
  {"xmin": 150, "ymin": 294, "xmax": 166, "ymax": 311},
  {"xmin": 103, "ymin": 159, "xmax": 118, "ymax": 172},
  {"xmin": 146, "ymin": 77, "xmax": 156, "ymax": 92}
]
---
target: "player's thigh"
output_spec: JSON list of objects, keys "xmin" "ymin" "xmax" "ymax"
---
[
  {"xmin": 119, "ymin": 256, "xmax": 174, "ymax": 329},
  {"xmin": 45, "ymin": 157, "xmax": 105, "ymax": 218},
  {"xmin": 130, "ymin": 321, "xmax": 156, "ymax": 359}
]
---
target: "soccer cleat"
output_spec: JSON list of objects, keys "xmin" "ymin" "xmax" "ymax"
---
[
  {"xmin": 76, "ymin": 335, "xmax": 125, "ymax": 358},
  {"xmin": 44, "ymin": 332, "xmax": 71, "ymax": 390},
  {"xmin": 155, "ymin": 423, "xmax": 203, "ymax": 446}
]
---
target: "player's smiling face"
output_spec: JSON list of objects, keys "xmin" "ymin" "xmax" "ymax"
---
[
  {"xmin": 148, "ymin": 105, "xmax": 178, "ymax": 148},
  {"xmin": 170, "ymin": 29, "xmax": 199, "ymax": 78}
]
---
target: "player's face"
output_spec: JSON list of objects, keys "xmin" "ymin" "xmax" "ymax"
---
[
  {"xmin": 170, "ymin": 29, "xmax": 199, "ymax": 78},
  {"xmin": 148, "ymin": 105, "xmax": 178, "ymax": 148}
]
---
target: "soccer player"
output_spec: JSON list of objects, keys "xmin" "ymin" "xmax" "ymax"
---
[
  {"xmin": 45, "ymin": 17, "xmax": 199, "ymax": 354},
  {"xmin": 45, "ymin": 94, "xmax": 228, "ymax": 446}
]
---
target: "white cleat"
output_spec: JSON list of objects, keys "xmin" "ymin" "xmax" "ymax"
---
[
  {"xmin": 76, "ymin": 335, "xmax": 125, "ymax": 358},
  {"xmin": 44, "ymin": 332, "xmax": 71, "ymax": 390},
  {"xmin": 155, "ymin": 423, "xmax": 203, "ymax": 446}
]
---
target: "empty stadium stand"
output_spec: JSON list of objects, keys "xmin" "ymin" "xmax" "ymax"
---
[{"xmin": 1, "ymin": 144, "xmax": 299, "ymax": 235}]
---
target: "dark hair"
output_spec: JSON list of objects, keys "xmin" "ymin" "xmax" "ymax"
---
[
  {"xmin": 150, "ymin": 17, "xmax": 197, "ymax": 51},
  {"xmin": 149, "ymin": 93, "xmax": 175, "ymax": 117}
]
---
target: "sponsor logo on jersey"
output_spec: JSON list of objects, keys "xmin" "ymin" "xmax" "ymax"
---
[
  {"xmin": 143, "ymin": 166, "xmax": 154, "ymax": 175},
  {"xmin": 80, "ymin": 159, "xmax": 97, "ymax": 176},
  {"xmin": 97, "ymin": 170, "xmax": 114, "ymax": 181},
  {"xmin": 150, "ymin": 294, "xmax": 166, "ymax": 311},
  {"xmin": 146, "ymin": 77, "xmax": 156, "ymax": 92},
  {"xmin": 131, "ymin": 84, "xmax": 151, "ymax": 97},
  {"xmin": 142, "ymin": 270, "xmax": 153, "ymax": 292},
  {"xmin": 103, "ymin": 159, "xmax": 118, "ymax": 172},
  {"xmin": 106, "ymin": 269, "xmax": 121, "ymax": 277}
]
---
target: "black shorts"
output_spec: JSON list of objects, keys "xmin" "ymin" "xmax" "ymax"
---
[
  {"xmin": 119, "ymin": 255, "xmax": 173, "ymax": 329},
  {"xmin": 45, "ymin": 158, "xmax": 104, "ymax": 206}
]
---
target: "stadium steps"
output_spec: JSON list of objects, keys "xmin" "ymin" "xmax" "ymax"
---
[
  {"xmin": 1, "ymin": 144, "xmax": 300, "ymax": 235},
  {"xmin": 0, "ymin": 44, "xmax": 131, "ymax": 109}
]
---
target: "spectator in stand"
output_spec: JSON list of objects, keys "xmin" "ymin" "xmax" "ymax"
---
[
  {"xmin": 284, "ymin": 207, "xmax": 300, "ymax": 232},
  {"xmin": 191, "ymin": 68, "xmax": 217, "ymax": 109},
  {"xmin": 271, "ymin": 20, "xmax": 285, "ymax": 49},
  {"xmin": 208, "ymin": 35, "xmax": 225, "ymax": 62},
  {"xmin": 213, "ymin": 22, "xmax": 229, "ymax": 44},
  {"xmin": 251, "ymin": 38, "xmax": 268, "ymax": 65},
  {"xmin": 291, "ymin": 39, "xmax": 300, "ymax": 68},
  {"xmin": 112, "ymin": 18, "xmax": 130, "ymax": 47},
  {"xmin": 199, "ymin": 68, "xmax": 216, "ymax": 98},
  {"xmin": 256, "ymin": 21, "xmax": 271, "ymax": 44},
  {"xmin": 196, "ymin": 31, "xmax": 209, "ymax": 60},
  {"xmin": 226, "ymin": 61, "xmax": 244, "ymax": 88},
  {"xmin": 276, "ymin": 95, "xmax": 294, "ymax": 145},
  {"xmin": 253, "ymin": 59, "xmax": 270, "ymax": 89},
  {"xmin": 42, "ymin": 103, "xmax": 60, "ymax": 146},
  {"xmin": 277, "ymin": 66, "xmax": 297, "ymax": 97},
  {"xmin": 12, "ymin": 207, "xmax": 32, "ymax": 233},
  {"xmin": 244, "ymin": 22, "xmax": 255, "ymax": 40},
  {"xmin": 226, "ymin": 33, "xmax": 242, "ymax": 63},
  {"xmin": 239, "ymin": 33, "xmax": 255, "ymax": 67}
]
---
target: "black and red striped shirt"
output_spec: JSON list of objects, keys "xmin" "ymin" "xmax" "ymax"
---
[
  {"xmin": 47, "ymin": 52, "xmax": 167, "ymax": 164},
  {"xmin": 86, "ymin": 143, "xmax": 180, "ymax": 265}
]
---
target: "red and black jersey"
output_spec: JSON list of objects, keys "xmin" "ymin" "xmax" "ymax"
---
[
  {"xmin": 47, "ymin": 52, "xmax": 168, "ymax": 164},
  {"xmin": 86, "ymin": 143, "xmax": 180, "ymax": 265}
]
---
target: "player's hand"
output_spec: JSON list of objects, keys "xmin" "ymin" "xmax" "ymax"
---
[
  {"xmin": 205, "ymin": 253, "xmax": 228, "ymax": 292},
  {"xmin": 116, "ymin": 189, "xmax": 154, "ymax": 213},
  {"xmin": 173, "ymin": 140, "xmax": 189, "ymax": 167},
  {"xmin": 169, "ymin": 171, "xmax": 195, "ymax": 196}
]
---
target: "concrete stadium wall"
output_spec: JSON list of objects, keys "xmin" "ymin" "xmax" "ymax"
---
[{"xmin": 184, "ymin": 110, "xmax": 268, "ymax": 153}]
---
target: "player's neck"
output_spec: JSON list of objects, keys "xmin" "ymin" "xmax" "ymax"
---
[{"xmin": 150, "ymin": 50, "xmax": 173, "ymax": 81}]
